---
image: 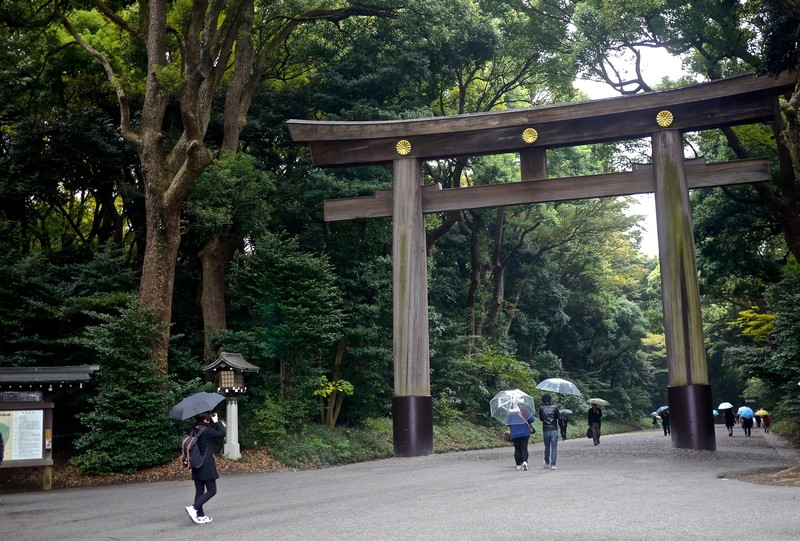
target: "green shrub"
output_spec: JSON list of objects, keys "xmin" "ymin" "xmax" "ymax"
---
[
  {"xmin": 271, "ymin": 424, "xmax": 392, "ymax": 467},
  {"xmin": 251, "ymin": 391, "xmax": 293, "ymax": 445},
  {"xmin": 71, "ymin": 299, "xmax": 176, "ymax": 474}
]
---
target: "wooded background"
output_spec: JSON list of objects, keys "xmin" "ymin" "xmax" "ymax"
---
[{"xmin": 1, "ymin": 0, "xmax": 799, "ymax": 474}]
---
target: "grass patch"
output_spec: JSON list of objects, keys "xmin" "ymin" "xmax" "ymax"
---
[
  {"xmin": 271, "ymin": 416, "xmax": 648, "ymax": 468},
  {"xmin": 271, "ymin": 423, "xmax": 393, "ymax": 468},
  {"xmin": 770, "ymin": 418, "xmax": 800, "ymax": 446}
]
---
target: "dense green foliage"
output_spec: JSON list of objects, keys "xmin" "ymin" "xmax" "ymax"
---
[
  {"xmin": 1, "ymin": 0, "xmax": 799, "ymax": 474},
  {"xmin": 70, "ymin": 300, "xmax": 176, "ymax": 474}
]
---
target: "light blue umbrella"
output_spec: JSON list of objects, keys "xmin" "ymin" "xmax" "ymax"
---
[
  {"xmin": 656, "ymin": 405, "xmax": 669, "ymax": 414},
  {"xmin": 713, "ymin": 409, "xmax": 719, "ymax": 416},
  {"xmin": 738, "ymin": 406, "xmax": 755, "ymax": 419}
]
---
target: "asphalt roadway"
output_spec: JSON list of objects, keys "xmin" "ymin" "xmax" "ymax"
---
[{"xmin": 1, "ymin": 425, "xmax": 798, "ymax": 541}]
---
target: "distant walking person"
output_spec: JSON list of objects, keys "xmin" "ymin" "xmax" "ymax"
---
[
  {"xmin": 763, "ymin": 415, "xmax": 772, "ymax": 433},
  {"xmin": 755, "ymin": 415, "xmax": 762, "ymax": 429},
  {"xmin": 724, "ymin": 408, "xmax": 735, "ymax": 437},
  {"xmin": 742, "ymin": 415, "xmax": 753, "ymax": 437},
  {"xmin": 539, "ymin": 394, "xmax": 560, "ymax": 469},
  {"xmin": 185, "ymin": 411, "xmax": 226, "ymax": 524},
  {"xmin": 660, "ymin": 410, "xmax": 671, "ymax": 436},
  {"xmin": 588, "ymin": 403, "xmax": 602, "ymax": 446},
  {"xmin": 507, "ymin": 403, "xmax": 536, "ymax": 471},
  {"xmin": 559, "ymin": 411, "xmax": 569, "ymax": 441}
]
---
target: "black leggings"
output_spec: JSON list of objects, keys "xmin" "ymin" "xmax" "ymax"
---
[
  {"xmin": 513, "ymin": 436, "xmax": 529, "ymax": 466},
  {"xmin": 193, "ymin": 479, "xmax": 217, "ymax": 516}
]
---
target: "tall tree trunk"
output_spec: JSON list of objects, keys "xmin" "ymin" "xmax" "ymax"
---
[
  {"xmin": 198, "ymin": 233, "xmax": 230, "ymax": 359},
  {"xmin": 486, "ymin": 208, "xmax": 507, "ymax": 340},
  {"xmin": 325, "ymin": 338, "xmax": 347, "ymax": 427},
  {"xmin": 464, "ymin": 214, "xmax": 485, "ymax": 356},
  {"xmin": 138, "ymin": 171, "xmax": 182, "ymax": 376}
]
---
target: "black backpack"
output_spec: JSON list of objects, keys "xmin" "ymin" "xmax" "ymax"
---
[{"xmin": 180, "ymin": 426, "xmax": 207, "ymax": 469}]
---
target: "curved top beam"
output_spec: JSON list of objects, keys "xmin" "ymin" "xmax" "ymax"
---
[{"xmin": 287, "ymin": 72, "xmax": 796, "ymax": 167}]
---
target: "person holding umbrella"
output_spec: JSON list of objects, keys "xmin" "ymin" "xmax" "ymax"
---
[
  {"xmin": 558, "ymin": 410, "xmax": 570, "ymax": 441},
  {"xmin": 724, "ymin": 407, "xmax": 735, "ymax": 437},
  {"xmin": 740, "ymin": 406, "xmax": 754, "ymax": 437},
  {"xmin": 507, "ymin": 402, "xmax": 536, "ymax": 470},
  {"xmin": 658, "ymin": 407, "xmax": 670, "ymax": 436},
  {"xmin": 763, "ymin": 413, "xmax": 772, "ymax": 433},
  {"xmin": 185, "ymin": 411, "xmax": 226, "ymax": 523},
  {"xmin": 588, "ymin": 402, "xmax": 602, "ymax": 445},
  {"xmin": 169, "ymin": 392, "xmax": 227, "ymax": 524},
  {"xmin": 539, "ymin": 394, "xmax": 560, "ymax": 469}
]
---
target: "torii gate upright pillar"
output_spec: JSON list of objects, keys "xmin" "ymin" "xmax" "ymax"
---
[
  {"xmin": 653, "ymin": 130, "xmax": 715, "ymax": 451},
  {"xmin": 391, "ymin": 158, "xmax": 433, "ymax": 457}
]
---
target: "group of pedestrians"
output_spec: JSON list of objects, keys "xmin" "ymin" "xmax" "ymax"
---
[
  {"xmin": 506, "ymin": 395, "xmax": 604, "ymax": 471},
  {"xmin": 723, "ymin": 406, "xmax": 772, "ymax": 437}
]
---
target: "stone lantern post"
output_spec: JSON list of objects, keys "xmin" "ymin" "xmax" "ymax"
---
[{"xmin": 203, "ymin": 352, "xmax": 259, "ymax": 460}]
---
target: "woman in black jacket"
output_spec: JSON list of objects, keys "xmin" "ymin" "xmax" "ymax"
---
[{"xmin": 185, "ymin": 411, "xmax": 226, "ymax": 524}]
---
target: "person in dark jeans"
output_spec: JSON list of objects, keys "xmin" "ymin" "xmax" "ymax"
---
[
  {"xmin": 588, "ymin": 403, "xmax": 602, "ymax": 445},
  {"xmin": 506, "ymin": 404, "xmax": 536, "ymax": 470},
  {"xmin": 539, "ymin": 394, "xmax": 560, "ymax": 469},
  {"xmin": 185, "ymin": 411, "xmax": 226, "ymax": 524},
  {"xmin": 742, "ymin": 415, "xmax": 753, "ymax": 437}
]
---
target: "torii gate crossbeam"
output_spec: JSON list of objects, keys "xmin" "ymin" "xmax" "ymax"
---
[{"xmin": 287, "ymin": 72, "xmax": 796, "ymax": 457}]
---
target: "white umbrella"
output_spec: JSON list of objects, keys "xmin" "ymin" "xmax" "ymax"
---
[
  {"xmin": 536, "ymin": 378, "xmax": 581, "ymax": 395},
  {"xmin": 489, "ymin": 390, "xmax": 535, "ymax": 424},
  {"xmin": 588, "ymin": 398, "xmax": 610, "ymax": 406},
  {"xmin": 718, "ymin": 402, "xmax": 734, "ymax": 410}
]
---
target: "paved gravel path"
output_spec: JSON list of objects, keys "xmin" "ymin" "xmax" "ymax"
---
[{"xmin": 1, "ymin": 425, "xmax": 798, "ymax": 541}]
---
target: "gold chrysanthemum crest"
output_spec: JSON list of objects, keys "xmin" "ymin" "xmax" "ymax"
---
[
  {"xmin": 396, "ymin": 140, "xmax": 412, "ymax": 155},
  {"xmin": 656, "ymin": 110, "xmax": 674, "ymax": 127},
  {"xmin": 522, "ymin": 127, "xmax": 538, "ymax": 144}
]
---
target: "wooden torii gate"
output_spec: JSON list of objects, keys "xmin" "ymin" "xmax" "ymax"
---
[{"xmin": 288, "ymin": 71, "xmax": 796, "ymax": 456}]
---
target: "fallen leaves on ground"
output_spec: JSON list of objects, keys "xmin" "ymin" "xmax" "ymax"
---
[{"xmin": 0, "ymin": 448, "xmax": 286, "ymax": 492}]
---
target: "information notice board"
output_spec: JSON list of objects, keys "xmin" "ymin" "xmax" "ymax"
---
[{"xmin": 0, "ymin": 409, "xmax": 44, "ymax": 461}]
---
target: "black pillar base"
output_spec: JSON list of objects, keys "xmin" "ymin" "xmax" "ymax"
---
[
  {"xmin": 668, "ymin": 384, "xmax": 716, "ymax": 451},
  {"xmin": 393, "ymin": 395, "xmax": 433, "ymax": 457}
]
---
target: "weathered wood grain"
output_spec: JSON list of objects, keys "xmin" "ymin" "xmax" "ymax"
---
[
  {"xmin": 322, "ymin": 158, "xmax": 770, "ymax": 222},
  {"xmin": 653, "ymin": 130, "xmax": 708, "ymax": 387},
  {"xmin": 520, "ymin": 147, "xmax": 547, "ymax": 181},
  {"xmin": 392, "ymin": 159, "xmax": 430, "ymax": 397},
  {"xmin": 303, "ymin": 95, "xmax": 781, "ymax": 166},
  {"xmin": 288, "ymin": 72, "xmax": 794, "ymax": 142}
]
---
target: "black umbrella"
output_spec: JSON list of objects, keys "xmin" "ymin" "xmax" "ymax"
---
[{"xmin": 168, "ymin": 392, "xmax": 225, "ymax": 420}]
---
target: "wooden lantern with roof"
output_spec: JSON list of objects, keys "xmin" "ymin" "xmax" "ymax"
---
[
  {"xmin": 202, "ymin": 352, "xmax": 258, "ymax": 460},
  {"xmin": 203, "ymin": 352, "xmax": 259, "ymax": 396}
]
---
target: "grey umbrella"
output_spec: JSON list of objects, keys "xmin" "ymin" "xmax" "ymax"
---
[{"xmin": 168, "ymin": 392, "xmax": 225, "ymax": 420}]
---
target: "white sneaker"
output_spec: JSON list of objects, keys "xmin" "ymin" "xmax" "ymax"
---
[
  {"xmin": 543, "ymin": 461, "xmax": 549, "ymax": 468},
  {"xmin": 198, "ymin": 515, "xmax": 213, "ymax": 524},
  {"xmin": 185, "ymin": 506, "xmax": 200, "ymax": 524},
  {"xmin": 516, "ymin": 465, "xmax": 522, "ymax": 470},
  {"xmin": 551, "ymin": 465, "xmax": 557, "ymax": 470},
  {"xmin": 522, "ymin": 461, "xmax": 528, "ymax": 471}
]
